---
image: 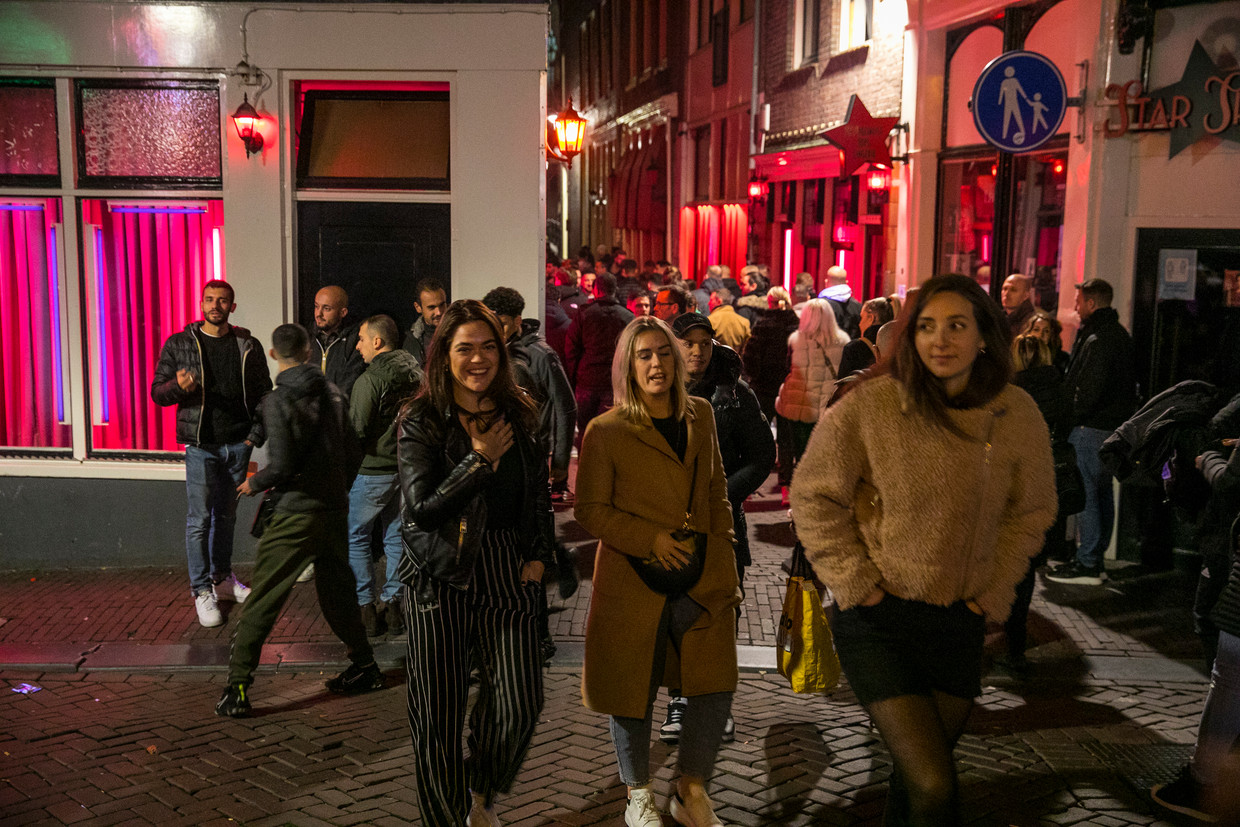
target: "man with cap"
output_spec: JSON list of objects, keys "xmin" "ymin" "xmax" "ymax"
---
[{"xmin": 660, "ymin": 312, "xmax": 776, "ymax": 747}]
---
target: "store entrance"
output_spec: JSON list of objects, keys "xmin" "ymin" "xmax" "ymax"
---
[
  {"xmin": 296, "ymin": 201, "xmax": 451, "ymax": 336},
  {"xmin": 1117, "ymin": 227, "xmax": 1240, "ymax": 563}
]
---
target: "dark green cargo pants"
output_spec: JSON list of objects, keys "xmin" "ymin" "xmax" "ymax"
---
[{"xmin": 227, "ymin": 509, "xmax": 374, "ymax": 687}]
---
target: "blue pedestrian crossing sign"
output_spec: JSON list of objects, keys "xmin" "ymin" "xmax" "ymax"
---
[{"xmin": 971, "ymin": 51, "xmax": 1067, "ymax": 153}]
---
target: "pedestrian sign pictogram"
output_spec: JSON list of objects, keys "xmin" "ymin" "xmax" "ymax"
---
[{"xmin": 971, "ymin": 51, "xmax": 1067, "ymax": 153}]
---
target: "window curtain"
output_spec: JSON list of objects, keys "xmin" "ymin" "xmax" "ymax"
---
[
  {"xmin": 81, "ymin": 199, "xmax": 225, "ymax": 453},
  {"xmin": 0, "ymin": 199, "xmax": 70, "ymax": 449}
]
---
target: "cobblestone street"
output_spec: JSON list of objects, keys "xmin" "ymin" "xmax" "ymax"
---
[{"xmin": 0, "ymin": 479, "xmax": 1213, "ymax": 825}]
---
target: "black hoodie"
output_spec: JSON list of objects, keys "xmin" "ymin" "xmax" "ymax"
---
[{"xmin": 249, "ymin": 364, "xmax": 356, "ymax": 513}]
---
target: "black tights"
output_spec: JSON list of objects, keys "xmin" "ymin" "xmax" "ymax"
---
[{"xmin": 867, "ymin": 691, "xmax": 974, "ymax": 827}]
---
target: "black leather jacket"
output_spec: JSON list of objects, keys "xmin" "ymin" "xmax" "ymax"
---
[{"xmin": 396, "ymin": 397, "xmax": 555, "ymax": 608}]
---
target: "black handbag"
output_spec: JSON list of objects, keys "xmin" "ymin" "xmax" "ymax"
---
[
  {"xmin": 249, "ymin": 492, "xmax": 278, "ymax": 539},
  {"xmin": 1054, "ymin": 441, "xmax": 1086, "ymax": 516},
  {"xmin": 630, "ymin": 457, "xmax": 707, "ymax": 595}
]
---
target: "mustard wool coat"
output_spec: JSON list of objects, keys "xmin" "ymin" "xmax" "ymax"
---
[{"xmin": 575, "ymin": 397, "xmax": 741, "ymax": 719}]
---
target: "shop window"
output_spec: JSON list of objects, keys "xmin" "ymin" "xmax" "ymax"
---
[
  {"xmin": 936, "ymin": 156, "xmax": 997, "ymax": 288},
  {"xmin": 0, "ymin": 199, "xmax": 71, "ymax": 452},
  {"xmin": 795, "ymin": 0, "xmax": 820, "ymax": 67},
  {"xmin": 0, "ymin": 80, "xmax": 59, "ymax": 187},
  {"xmin": 75, "ymin": 80, "xmax": 221, "ymax": 189},
  {"xmin": 81, "ymin": 199, "xmax": 225, "ymax": 455},
  {"xmin": 1008, "ymin": 149, "xmax": 1068, "ymax": 311},
  {"xmin": 295, "ymin": 89, "xmax": 450, "ymax": 190},
  {"xmin": 838, "ymin": 0, "xmax": 873, "ymax": 52}
]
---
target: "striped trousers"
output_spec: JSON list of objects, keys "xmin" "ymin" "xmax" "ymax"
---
[{"xmin": 403, "ymin": 528, "xmax": 544, "ymax": 826}]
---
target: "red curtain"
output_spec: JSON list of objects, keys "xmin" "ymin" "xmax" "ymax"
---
[
  {"xmin": 82, "ymin": 199, "xmax": 225, "ymax": 453},
  {"xmin": 0, "ymin": 199, "xmax": 70, "ymax": 449}
]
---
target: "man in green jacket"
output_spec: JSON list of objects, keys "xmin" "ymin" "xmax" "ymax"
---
[{"xmin": 348, "ymin": 314, "xmax": 424, "ymax": 635}]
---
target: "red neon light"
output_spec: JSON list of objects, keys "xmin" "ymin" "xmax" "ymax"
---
[{"xmin": 1053, "ymin": 160, "xmax": 1065, "ymax": 175}]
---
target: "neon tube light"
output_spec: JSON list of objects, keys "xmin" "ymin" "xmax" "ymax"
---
[
  {"xmin": 783, "ymin": 228, "xmax": 793, "ymax": 286},
  {"xmin": 0, "ymin": 204, "xmax": 45, "ymax": 211},
  {"xmin": 94, "ymin": 228, "xmax": 110, "ymax": 424},
  {"xmin": 108, "ymin": 206, "xmax": 207, "ymax": 214},
  {"xmin": 212, "ymin": 228, "xmax": 222, "ymax": 282},
  {"xmin": 48, "ymin": 224, "xmax": 65, "ymax": 422}
]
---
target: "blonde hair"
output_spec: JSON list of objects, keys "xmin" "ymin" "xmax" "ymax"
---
[
  {"xmin": 799, "ymin": 298, "xmax": 850, "ymax": 347},
  {"xmin": 610, "ymin": 316, "xmax": 690, "ymax": 424},
  {"xmin": 1011, "ymin": 333, "xmax": 1051, "ymax": 372},
  {"xmin": 767, "ymin": 286, "xmax": 792, "ymax": 310}
]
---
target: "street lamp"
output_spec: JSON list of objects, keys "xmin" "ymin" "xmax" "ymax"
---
[{"xmin": 547, "ymin": 98, "xmax": 587, "ymax": 167}]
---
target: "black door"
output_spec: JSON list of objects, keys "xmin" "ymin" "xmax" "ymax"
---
[{"xmin": 297, "ymin": 201, "xmax": 451, "ymax": 336}]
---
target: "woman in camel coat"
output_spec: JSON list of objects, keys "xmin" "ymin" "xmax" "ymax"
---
[{"xmin": 576, "ymin": 315, "xmax": 739, "ymax": 827}]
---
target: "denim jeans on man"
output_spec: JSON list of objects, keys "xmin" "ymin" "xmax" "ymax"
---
[
  {"xmin": 1069, "ymin": 425, "xmax": 1113, "ymax": 569},
  {"xmin": 185, "ymin": 441, "xmax": 252, "ymax": 595},
  {"xmin": 347, "ymin": 472, "xmax": 403, "ymax": 605},
  {"xmin": 1192, "ymin": 630, "xmax": 1240, "ymax": 785}
]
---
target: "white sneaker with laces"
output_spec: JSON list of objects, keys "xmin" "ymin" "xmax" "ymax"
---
[
  {"xmin": 296, "ymin": 562, "xmax": 315, "ymax": 583},
  {"xmin": 671, "ymin": 789, "xmax": 724, "ymax": 827},
  {"xmin": 215, "ymin": 574, "xmax": 251, "ymax": 603},
  {"xmin": 195, "ymin": 589, "xmax": 223, "ymax": 627},
  {"xmin": 467, "ymin": 791, "xmax": 501, "ymax": 826},
  {"xmin": 625, "ymin": 786, "xmax": 663, "ymax": 827}
]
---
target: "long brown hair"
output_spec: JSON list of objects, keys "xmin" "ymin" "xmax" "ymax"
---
[{"xmin": 403, "ymin": 299, "xmax": 537, "ymax": 434}]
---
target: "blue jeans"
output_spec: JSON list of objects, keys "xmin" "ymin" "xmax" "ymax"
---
[
  {"xmin": 185, "ymin": 441, "xmax": 252, "ymax": 595},
  {"xmin": 1069, "ymin": 426, "xmax": 1113, "ymax": 569},
  {"xmin": 347, "ymin": 472, "xmax": 403, "ymax": 605},
  {"xmin": 1192, "ymin": 630, "xmax": 1240, "ymax": 786},
  {"xmin": 609, "ymin": 594, "xmax": 733, "ymax": 786}
]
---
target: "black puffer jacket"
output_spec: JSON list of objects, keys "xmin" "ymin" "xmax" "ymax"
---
[
  {"xmin": 742, "ymin": 308, "xmax": 799, "ymax": 400},
  {"xmin": 150, "ymin": 322, "xmax": 270, "ymax": 446},
  {"xmin": 1065, "ymin": 307, "xmax": 1138, "ymax": 430},
  {"xmin": 396, "ymin": 397, "xmax": 555, "ymax": 608},
  {"xmin": 1014, "ymin": 364, "xmax": 1071, "ymax": 443},
  {"xmin": 511, "ymin": 319, "xmax": 577, "ymax": 475},
  {"xmin": 248, "ymin": 364, "xmax": 355, "ymax": 513},
  {"xmin": 688, "ymin": 345, "xmax": 776, "ymax": 567}
]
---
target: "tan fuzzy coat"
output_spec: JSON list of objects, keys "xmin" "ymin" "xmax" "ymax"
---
[
  {"xmin": 789, "ymin": 376, "xmax": 1057, "ymax": 622},
  {"xmin": 575, "ymin": 398, "xmax": 740, "ymax": 718}
]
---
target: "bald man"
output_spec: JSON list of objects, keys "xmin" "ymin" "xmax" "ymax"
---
[
  {"xmin": 308, "ymin": 286, "xmax": 366, "ymax": 398},
  {"xmin": 1001, "ymin": 273, "xmax": 1036, "ymax": 334}
]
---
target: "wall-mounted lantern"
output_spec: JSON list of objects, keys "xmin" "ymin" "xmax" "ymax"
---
[
  {"xmin": 547, "ymin": 98, "xmax": 587, "ymax": 166},
  {"xmin": 231, "ymin": 93, "xmax": 264, "ymax": 157}
]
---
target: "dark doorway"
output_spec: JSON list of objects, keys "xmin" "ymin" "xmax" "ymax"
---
[
  {"xmin": 296, "ymin": 201, "xmax": 451, "ymax": 336},
  {"xmin": 1117, "ymin": 227, "xmax": 1240, "ymax": 564}
]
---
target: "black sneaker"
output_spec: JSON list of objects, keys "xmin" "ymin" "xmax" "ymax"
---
[
  {"xmin": 721, "ymin": 715, "xmax": 735, "ymax": 744},
  {"xmin": 215, "ymin": 684, "xmax": 251, "ymax": 718},
  {"xmin": 1045, "ymin": 560, "xmax": 1107, "ymax": 586},
  {"xmin": 554, "ymin": 543, "xmax": 579, "ymax": 600},
  {"xmin": 659, "ymin": 696, "xmax": 687, "ymax": 744},
  {"xmin": 1151, "ymin": 765, "xmax": 1217, "ymax": 822},
  {"xmin": 326, "ymin": 661, "xmax": 384, "ymax": 695},
  {"xmin": 540, "ymin": 636, "xmax": 557, "ymax": 667}
]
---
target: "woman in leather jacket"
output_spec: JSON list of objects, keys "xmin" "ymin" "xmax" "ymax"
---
[{"xmin": 396, "ymin": 299, "xmax": 554, "ymax": 827}]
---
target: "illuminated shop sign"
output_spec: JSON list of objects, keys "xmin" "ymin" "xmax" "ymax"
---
[{"xmin": 1102, "ymin": 41, "xmax": 1240, "ymax": 157}]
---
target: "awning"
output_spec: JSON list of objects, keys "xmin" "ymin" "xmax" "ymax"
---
[{"xmin": 752, "ymin": 143, "xmax": 843, "ymax": 183}]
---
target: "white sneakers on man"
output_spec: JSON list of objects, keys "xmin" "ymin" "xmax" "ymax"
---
[
  {"xmin": 625, "ymin": 787, "xmax": 663, "ymax": 827},
  {"xmin": 296, "ymin": 562, "xmax": 315, "ymax": 583},
  {"xmin": 195, "ymin": 589, "xmax": 223, "ymax": 627},
  {"xmin": 214, "ymin": 573, "xmax": 251, "ymax": 603}
]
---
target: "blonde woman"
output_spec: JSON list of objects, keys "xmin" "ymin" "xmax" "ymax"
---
[
  {"xmin": 576, "ymin": 315, "xmax": 739, "ymax": 827},
  {"xmin": 776, "ymin": 299, "xmax": 851, "ymax": 474}
]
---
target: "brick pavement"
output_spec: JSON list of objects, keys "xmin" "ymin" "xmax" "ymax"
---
[{"xmin": 0, "ymin": 475, "xmax": 1216, "ymax": 825}]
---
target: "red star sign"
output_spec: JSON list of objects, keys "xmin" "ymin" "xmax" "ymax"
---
[{"xmin": 820, "ymin": 95, "xmax": 899, "ymax": 177}]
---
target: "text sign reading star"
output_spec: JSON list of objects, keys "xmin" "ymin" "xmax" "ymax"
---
[
  {"xmin": 820, "ymin": 95, "xmax": 900, "ymax": 178},
  {"xmin": 972, "ymin": 50, "xmax": 1068, "ymax": 153}
]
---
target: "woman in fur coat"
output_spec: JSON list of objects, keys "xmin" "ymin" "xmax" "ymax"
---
[{"xmin": 790, "ymin": 275, "xmax": 1057, "ymax": 826}]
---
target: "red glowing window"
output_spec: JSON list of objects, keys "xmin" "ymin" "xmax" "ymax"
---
[
  {"xmin": 0, "ymin": 199, "xmax": 71, "ymax": 451},
  {"xmin": 0, "ymin": 80, "xmax": 59, "ymax": 186},
  {"xmin": 81, "ymin": 199, "xmax": 225, "ymax": 454}
]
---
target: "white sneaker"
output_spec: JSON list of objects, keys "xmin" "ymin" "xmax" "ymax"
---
[
  {"xmin": 195, "ymin": 589, "xmax": 223, "ymax": 627},
  {"xmin": 625, "ymin": 787, "xmax": 663, "ymax": 827},
  {"xmin": 296, "ymin": 562, "xmax": 315, "ymax": 583},
  {"xmin": 215, "ymin": 574, "xmax": 251, "ymax": 603},
  {"xmin": 671, "ymin": 790, "xmax": 724, "ymax": 827},
  {"xmin": 467, "ymin": 791, "xmax": 501, "ymax": 826}
]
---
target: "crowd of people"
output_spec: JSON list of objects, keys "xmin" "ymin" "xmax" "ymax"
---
[{"xmin": 147, "ymin": 247, "xmax": 1240, "ymax": 825}]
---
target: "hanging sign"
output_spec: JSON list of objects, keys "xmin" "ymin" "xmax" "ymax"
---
[
  {"xmin": 1102, "ymin": 41, "xmax": 1240, "ymax": 158},
  {"xmin": 1158, "ymin": 248, "xmax": 1197, "ymax": 301},
  {"xmin": 971, "ymin": 50, "xmax": 1068, "ymax": 153},
  {"xmin": 819, "ymin": 95, "xmax": 900, "ymax": 178}
]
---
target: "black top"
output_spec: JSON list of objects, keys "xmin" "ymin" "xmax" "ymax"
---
[
  {"xmin": 484, "ymin": 445, "xmax": 523, "ymax": 530},
  {"xmin": 199, "ymin": 330, "xmax": 249, "ymax": 444},
  {"xmin": 651, "ymin": 415, "xmax": 687, "ymax": 462}
]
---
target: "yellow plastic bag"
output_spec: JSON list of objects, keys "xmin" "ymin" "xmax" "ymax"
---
[{"xmin": 776, "ymin": 571, "xmax": 841, "ymax": 695}]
